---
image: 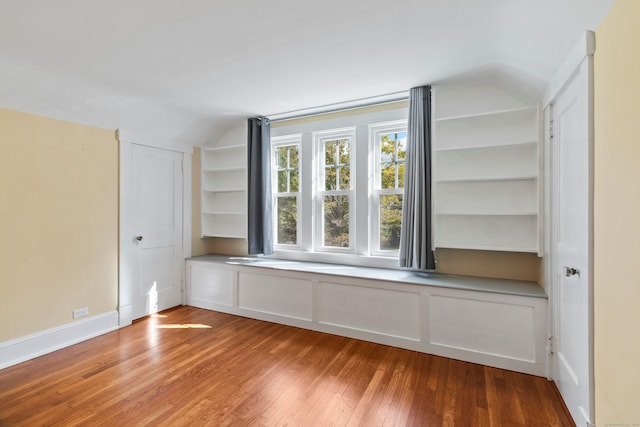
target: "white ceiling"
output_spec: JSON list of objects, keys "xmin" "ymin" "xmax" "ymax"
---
[{"xmin": 0, "ymin": 0, "xmax": 615, "ymax": 145}]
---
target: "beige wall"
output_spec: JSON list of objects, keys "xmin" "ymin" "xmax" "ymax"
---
[
  {"xmin": 435, "ymin": 249, "xmax": 541, "ymax": 282},
  {"xmin": 0, "ymin": 108, "xmax": 118, "ymax": 343},
  {"xmin": 594, "ymin": 0, "xmax": 640, "ymax": 423}
]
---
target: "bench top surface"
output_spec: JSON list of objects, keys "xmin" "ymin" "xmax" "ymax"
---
[{"xmin": 188, "ymin": 254, "xmax": 547, "ymax": 299}]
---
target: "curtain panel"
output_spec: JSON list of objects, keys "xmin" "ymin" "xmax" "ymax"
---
[
  {"xmin": 399, "ymin": 86, "xmax": 436, "ymax": 270},
  {"xmin": 247, "ymin": 117, "xmax": 273, "ymax": 255}
]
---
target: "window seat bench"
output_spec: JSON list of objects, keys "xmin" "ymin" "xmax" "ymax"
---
[{"xmin": 186, "ymin": 255, "xmax": 548, "ymax": 377}]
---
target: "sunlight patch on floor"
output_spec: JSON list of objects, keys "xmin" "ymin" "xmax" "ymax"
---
[{"xmin": 154, "ymin": 324, "xmax": 213, "ymax": 329}]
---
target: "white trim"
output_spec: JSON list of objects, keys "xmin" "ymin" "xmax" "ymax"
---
[
  {"xmin": 543, "ymin": 31, "xmax": 595, "ymax": 108},
  {"xmin": 314, "ymin": 128, "xmax": 357, "ymax": 254},
  {"xmin": 270, "ymin": 106, "xmax": 409, "ymax": 265},
  {"xmin": 544, "ymin": 35, "xmax": 595, "ymax": 424},
  {"xmin": 183, "ymin": 152, "xmax": 193, "ymax": 304},
  {"xmin": 117, "ymin": 129, "xmax": 194, "ymax": 155},
  {"xmin": 271, "ymin": 136, "xmax": 303, "ymax": 249},
  {"xmin": 369, "ymin": 120, "xmax": 408, "ymax": 256},
  {"xmin": 119, "ymin": 139, "xmax": 134, "ymax": 327},
  {"xmin": 118, "ymin": 139, "xmax": 189, "ymax": 326},
  {"xmin": 267, "ymin": 91, "xmax": 408, "ymax": 122},
  {"xmin": 0, "ymin": 311, "xmax": 119, "ymax": 370}
]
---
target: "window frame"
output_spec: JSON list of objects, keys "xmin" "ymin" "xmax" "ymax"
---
[
  {"xmin": 271, "ymin": 135, "xmax": 302, "ymax": 250},
  {"xmin": 313, "ymin": 128, "xmax": 356, "ymax": 254},
  {"xmin": 268, "ymin": 104, "xmax": 409, "ymax": 269},
  {"xmin": 370, "ymin": 120, "xmax": 408, "ymax": 257}
]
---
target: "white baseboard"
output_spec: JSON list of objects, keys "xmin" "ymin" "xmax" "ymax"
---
[{"xmin": 0, "ymin": 310, "xmax": 119, "ymax": 370}]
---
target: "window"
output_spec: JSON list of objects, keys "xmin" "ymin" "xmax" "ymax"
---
[
  {"xmin": 270, "ymin": 104, "xmax": 408, "ymax": 268},
  {"xmin": 371, "ymin": 124, "xmax": 407, "ymax": 254},
  {"xmin": 272, "ymin": 136, "xmax": 301, "ymax": 247},
  {"xmin": 316, "ymin": 130, "xmax": 355, "ymax": 252}
]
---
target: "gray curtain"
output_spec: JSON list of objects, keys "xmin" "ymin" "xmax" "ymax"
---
[
  {"xmin": 399, "ymin": 86, "xmax": 435, "ymax": 270},
  {"xmin": 247, "ymin": 117, "xmax": 273, "ymax": 255}
]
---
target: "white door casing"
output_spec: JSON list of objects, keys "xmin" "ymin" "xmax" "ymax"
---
[
  {"xmin": 544, "ymin": 32, "xmax": 594, "ymax": 426},
  {"xmin": 130, "ymin": 144, "xmax": 183, "ymax": 319},
  {"xmin": 119, "ymin": 132, "xmax": 193, "ymax": 326}
]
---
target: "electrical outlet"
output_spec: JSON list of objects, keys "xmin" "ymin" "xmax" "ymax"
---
[{"xmin": 73, "ymin": 307, "xmax": 89, "ymax": 319}]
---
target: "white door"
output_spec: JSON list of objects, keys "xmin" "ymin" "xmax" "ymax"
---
[
  {"xmin": 548, "ymin": 57, "xmax": 593, "ymax": 426},
  {"xmin": 131, "ymin": 144, "xmax": 184, "ymax": 319}
]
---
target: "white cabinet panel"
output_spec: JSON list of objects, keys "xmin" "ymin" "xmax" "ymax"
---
[
  {"xmin": 238, "ymin": 272, "xmax": 312, "ymax": 320},
  {"xmin": 429, "ymin": 295, "xmax": 536, "ymax": 362},
  {"xmin": 188, "ymin": 263, "xmax": 235, "ymax": 307},
  {"xmin": 317, "ymin": 282, "xmax": 420, "ymax": 340},
  {"xmin": 186, "ymin": 258, "xmax": 547, "ymax": 376}
]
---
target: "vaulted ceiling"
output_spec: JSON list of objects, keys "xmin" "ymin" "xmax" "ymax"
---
[{"xmin": 0, "ymin": 0, "xmax": 615, "ymax": 145}]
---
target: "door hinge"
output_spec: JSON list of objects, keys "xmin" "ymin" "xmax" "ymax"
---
[
  {"xmin": 548, "ymin": 119, "xmax": 554, "ymax": 139},
  {"xmin": 547, "ymin": 336, "xmax": 554, "ymax": 355},
  {"xmin": 180, "ymin": 280, "xmax": 185, "ymax": 291}
]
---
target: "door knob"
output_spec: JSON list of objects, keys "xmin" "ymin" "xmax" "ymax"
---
[
  {"xmin": 563, "ymin": 266, "xmax": 580, "ymax": 277},
  {"xmin": 135, "ymin": 235, "xmax": 143, "ymax": 242}
]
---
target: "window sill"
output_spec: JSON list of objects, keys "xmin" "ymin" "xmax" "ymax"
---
[{"xmin": 270, "ymin": 249, "xmax": 400, "ymax": 270}]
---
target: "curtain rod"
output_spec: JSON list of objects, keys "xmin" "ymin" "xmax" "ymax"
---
[{"xmin": 266, "ymin": 91, "xmax": 409, "ymax": 123}]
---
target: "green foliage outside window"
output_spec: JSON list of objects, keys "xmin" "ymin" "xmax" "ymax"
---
[
  {"xmin": 323, "ymin": 138, "xmax": 351, "ymax": 247},
  {"xmin": 323, "ymin": 195, "xmax": 349, "ymax": 248},
  {"xmin": 275, "ymin": 145, "xmax": 299, "ymax": 245},
  {"xmin": 273, "ymin": 130, "xmax": 406, "ymax": 252},
  {"xmin": 378, "ymin": 132, "xmax": 406, "ymax": 251}
]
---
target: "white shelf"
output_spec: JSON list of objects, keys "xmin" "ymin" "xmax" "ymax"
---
[
  {"xmin": 202, "ymin": 145, "xmax": 246, "ymax": 170},
  {"xmin": 436, "ymin": 175, "xmax": 537, "ymax": 184},
  {"xmin": 202, "ymin": 166, "xmax": 245, "ymax": 173},
  {"xmin": 201, "ymin": 143, "xmax": 248, "ymax": 238},
  {"xmin": 435, "ymin": 142, "xmax": 537, "ymax": 181},
  {"xmin": 434, "ymin": 106, "xmax": 536, "ymax": 123},
  {"xmin": 432, "ymin": 83, "xmax": 541, "ymax": 254},
  {"xmin": 436, "ymin": 212, "xmax": 538, "ymax": 216},
  {"xmin": 203, "ymin": 191, "xmax": 246, "ymax": 214},
  {"xmin": 436, "ymin": 180, "xmax": 538, "ymax": 214},
  {"xmin": 433, "ymin": 107, "xmax": 538, "ymax": 151},
  {"xmin": 202, "ymin": 212, "xmax": 246, "ymax": 239},
  {"xmin": 435, "ymin": 140, "xmax": 537, "ymax": 152},
  {"xmin": 202, "ymin": 144, "xmax": 245, "ymax": 153},
  {"xmin": 203, "ymin": 186, "xmax": 246, "ymax": 193},
  {"xmin": 435, "ymin": 214, "xmax": 538, "ymax": 253},
  {"xmin": 204, "ymin": 211, "xmax": 246, "ymax": 216},
  {"xmin": 202, "ymin": 168, "xmax": 246, "ymax": 190}
]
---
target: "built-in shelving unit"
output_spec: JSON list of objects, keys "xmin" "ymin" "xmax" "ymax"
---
[
  {"xmin": 201, "ymin": 144, "xmax": 247, "ymax": 238},
  {"xmin": 433, "ymin": 84, "xmax": 541, "ymax": 254}
]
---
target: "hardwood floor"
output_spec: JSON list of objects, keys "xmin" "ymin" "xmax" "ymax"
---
[{"xmin": 0, "ymin": 306, "xmax": 574, "ymax": 426}]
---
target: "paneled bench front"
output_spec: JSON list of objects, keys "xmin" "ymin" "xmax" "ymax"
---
[{"xmin": 186, "ymin": 255, "xmax": 548, "ymax": 377}]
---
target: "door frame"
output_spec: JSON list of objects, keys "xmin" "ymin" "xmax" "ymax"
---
[
  {"xmin": 543, "ymin": 31, "xmax": 595, "ymax": 424},
  {"xmin": 118, "ymin": 129, "xmax": 193, "ymax": 327}
]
